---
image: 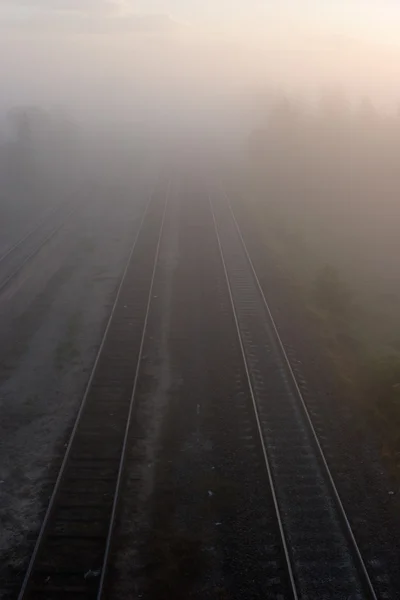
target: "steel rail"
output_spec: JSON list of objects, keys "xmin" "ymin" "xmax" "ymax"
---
[
  {"xmin": 0, "ymin": 203, "xmax": 76, "ymax": 294},
  {"xmin": 208, "ymin": 191, "xmax": 299, "ymax": 600},
  {"xmin": 0, "ymin": 201, "xmax": 66, "ymax": 265},
  {"xmin": 222, "ymin": 187, "xmax": 378, "ymax": 600},
  {"xmin": 96, "ymin": 179, "xmax": 170, "ymax": 598},
  {"xmin": 18, "ymin": 183, "xmax": 159, "ymax": 599}
]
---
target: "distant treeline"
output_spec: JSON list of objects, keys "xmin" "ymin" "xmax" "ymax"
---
[
  {"xmin": 0, "ymin": 107, "xmax": 79, "ymax": 198},
  {"xmin": 247, "ymin": 90, "xmax": 400, "ymax": 475},
  {"xmin": 249, "ymin": 91, "xmax": 400, "ymax": 204},
  {"xmin": 0, "ymin": 106, "xmax": 154, "ymax": 202}
]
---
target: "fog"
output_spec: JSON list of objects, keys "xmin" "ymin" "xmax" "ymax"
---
[
  {"xmin": 2, "ymin": 3, "xmax": 400, "ymax": 302},
  {"xmin": 2, "ymin": 5, "xmax": 400, "ymax": 275},
  {"xmin": 3, "ymin": 4, "xmax": 400, "ymax": 596}
]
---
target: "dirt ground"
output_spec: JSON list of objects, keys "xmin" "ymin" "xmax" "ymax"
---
[{"xmin": 0, "ymin": 181, "xmax": 147, "ymax": 597}]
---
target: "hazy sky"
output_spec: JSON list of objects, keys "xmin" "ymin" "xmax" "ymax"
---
[
  {"xmin": 1, "ymin": 1, "xmax": 400, "ymax": 43},
  {"xmin": 137, "ymin": 1, "xmax": 400, "ymax": 43},
  {"xmin": 1, "ymin": 1, "xmax": 400, "ymax": 116}
]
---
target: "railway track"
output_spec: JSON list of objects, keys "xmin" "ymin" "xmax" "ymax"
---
[
  {"xmin": 16, "ymin": 172, "xmax": 390, "ymax": 598},
  {"xmin": 107, "ymin": 175, "xmax": 300, "ymax": 598},
  {"xmin": 209, "ymin": 188, "xmax": 378, "ymax": 599},
  {"xmin": 0, "ymin": 201, "xmax": 76, "ymax": 295},
  {"xmin": 18, "ymin": 181, "xmax": 168, "ymax": 599}
]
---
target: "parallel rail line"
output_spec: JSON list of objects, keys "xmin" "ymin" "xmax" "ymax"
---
[
  {"xmin": 0, "ymin": 201, "xmax": 76, "ymax": 295},
  {"xmin": 209, "ymin": 189, "xmax": 377, "ymax": 599},
  {"xmin": 0, "ymin": 202, "xmax": 64, "ymax": 264},
  {"xmin": 16, "ymin": 175, "xmax": 383, "ymax": 599},
  {"xmin": 18, "ymin": 181, "xmax": 168, "ymax": 599}
]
